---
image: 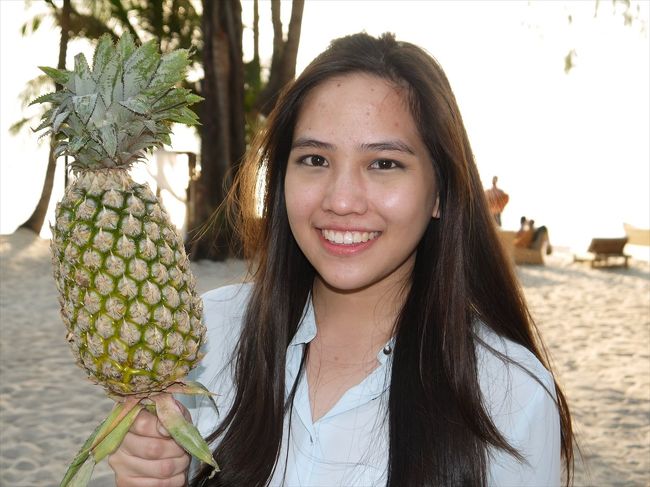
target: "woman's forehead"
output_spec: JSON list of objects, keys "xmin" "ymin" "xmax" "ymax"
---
[{"xmin": 294, "ymin": 74, "xmax": 416, "ymax": 132}]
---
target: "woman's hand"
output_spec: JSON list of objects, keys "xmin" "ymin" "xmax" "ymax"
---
[{"xmin": 108, "ymin": 398, "xmax": 191, "ymax": 487}]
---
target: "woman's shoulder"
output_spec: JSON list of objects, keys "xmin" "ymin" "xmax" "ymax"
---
[
  {"xmin": 202, "ymin": 281, "xmax": 254, "ymax": 317},
  {"xmin": 193, "ymin": 283, "xmax": 254, "ymax": 381},
  {"xmin": 183, "ymin": 283, "xmax": 254, "ymax": 439},
  {"xmin": 474, "ymin": 324, "xmax": 562, "ymax": 484},
  {"xmin": 474, "ymin": 323, "xmax": 556, "ymax": 414},
  {"xmin": 201, "ymin": 281, "xmax": 253, "ymax": 329}
]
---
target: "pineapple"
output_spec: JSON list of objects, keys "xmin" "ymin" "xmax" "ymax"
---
[{"xmin": 32, "ymin": 32, "xmax": 217, "ymax": 485}]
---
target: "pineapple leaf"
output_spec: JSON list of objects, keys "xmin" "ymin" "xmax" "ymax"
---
[
  {"xmin": 72, "ymin": 94, "xmax": 98, "ymax": 125},
  {"xmin": 186, "ymin": 93, "xmax": 204, "ymax": 105},
  {"xmin": 53, "ymin": 110, "xmax": 71, "ymax": 132},
  {"xmin": 97, "ymin": 55, "xmax": 119, "ymax": 108},
  {"xmin": 34, "ymin": 113, "xmax": 54, "ymax": 133},
  {"xmin": 118, "ymin": 151, "xmax": 137, "ymax": 164},
  {"xmin": 166, "ymin": 108, "xmax": 200, "ymax": 126},
  {"xmin": 53, "ymin": 142, "xmax": 68, "ymax": 158},
  {"xmin": 148, "ymin": 50, "xmax": 189, "ymax": 89},
  {"xmin": 36, "ymin": 129, "xmax": 52, "ymax": 141},
  {"xmin": 65, "ymin": 112, "xmax": 87, "ymax": 136},
  {"xmin": 73, "ymin": 53, "xmax": 96, "ymax": 96},
  {"xmin": 99, "ymin": 124, "xmax": 118, "ymax": 158},
  {"xmin": 92, "ymin": 34, "xmax": 114, "ymax": 79},
  {"xmin": 124, "ymin": 120, "xmax": 145, "ymax": 137},
  {"xmin": 111, "ymin": 64, "xmax": 125, "ymax": 106},
  {"xmin": 127, "ymin": 134, "xmax": 167, "ymax": 153},
  {"xmin": 124, "ymin": 38, "xmax": 159, "ymax": 74},
  {"xmin": 159, "ymin": 132, "xmax": 172, "ymax": 146},
  {"xmin": 143, "ymin": 120, "xmax": 158, "ymax": 133},
  {"xmin": 92, "ymin": 93, "xmax": 107, "ymax": 124},
  {"xmin": 64, "ymin": 458, "xmax": 95, "ymax": 487},
  {"xmin": 123, "ymin": 39, "xmax": 160, "ymax": 98},
  {"xmin": 166, "ymin": 380, "xmax": 218, "ymax": 411},
  {"xmin": 152, "ymin": 88, "xmax": 193, "ymax": 111},
  {"xmin": 153, "ymin": 394, "xmax": 219, "ymax": 470},
  {"xmin": 68, "ymin": 135, "xmax": 90, "ymax": 153},
  {"xmin": 116, "ymin": 31, "xmax": 137, "ymax": 62},
  {"xmin": 119, "ymin": 96, "xmax": 150, "ymax": 116},
  {"xmin": 39, "ymin": 66, "xmax": 70, "ymax": 85},
  {"xmin": 91, "ymin": 403, "xmax": 144, "ymax": 462},
  {"xmin": 59, "ymin": 402, "xmax": 127, "ymax": 487},
  {"xmin": 29, "ymin": 91, "xmax": 59, "ymax": 107}
]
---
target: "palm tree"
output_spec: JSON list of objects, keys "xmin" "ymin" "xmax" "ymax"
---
[
  {"xmin": 187, "ymin": 0, "xmax": 305, "ymax": 260},
  {"xmin": 17, "ymin": 0, "xmax": 72, "ymax": 235}
]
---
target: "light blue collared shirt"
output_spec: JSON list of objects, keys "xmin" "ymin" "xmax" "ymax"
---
[{"xmin": 184, "ymin": 283, "xmax": 560, "ymax": 486}]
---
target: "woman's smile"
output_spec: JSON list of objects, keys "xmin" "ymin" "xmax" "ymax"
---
[{"xmin": 320, "ymin": 229, "xmax": 381, "ymax": 245}]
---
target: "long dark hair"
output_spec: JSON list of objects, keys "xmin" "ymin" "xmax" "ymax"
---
[{"xmin": 194, "ymin": 32, "xmax": 574, "ymax": 486}]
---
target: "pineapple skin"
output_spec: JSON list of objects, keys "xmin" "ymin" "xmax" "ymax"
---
[{"xmin": 51, "ymin": 168, "xmax": 205, "ymax": 395}]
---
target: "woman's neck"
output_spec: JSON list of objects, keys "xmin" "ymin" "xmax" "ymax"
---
[{"xmin": 311, "ymin": 276, "xmax": 406, "ymax": 355}]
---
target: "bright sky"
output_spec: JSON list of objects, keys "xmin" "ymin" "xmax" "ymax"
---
[{"xmin": 1, "ymin": 0, "xmax": 648, "ymax": 251}]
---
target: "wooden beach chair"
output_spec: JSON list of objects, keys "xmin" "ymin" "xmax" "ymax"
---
[
  {"xmin": 498, "ymin": 230, "xmax": 547, "ymax": 265},
  {"xmin": 574, "ymin": 237, "xmax": 630, "ymax": 268},
  {"xmin": 624, "ymin": 223, "xmax": 650, "ymax": 246}
]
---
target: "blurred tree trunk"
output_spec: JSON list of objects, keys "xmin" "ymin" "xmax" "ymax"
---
[
  {"xmin": 187, "ymin": 0, "xmax": 305, "ymax": 261},
  {"xmin": 187, "ymin": 0, "xmax": 245, "ymax": 260},
  {"xmin": 254, "ymin": 0, "xmax": 305, "ymax": 116},
  {"xmin": 18, "ymin": 0, "xmax": 71, "ymax": 235}
]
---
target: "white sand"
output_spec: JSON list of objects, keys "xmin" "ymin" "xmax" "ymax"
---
[{"xmin": 0, "ymin": 229, "xmax": 648, "ymax": 486}]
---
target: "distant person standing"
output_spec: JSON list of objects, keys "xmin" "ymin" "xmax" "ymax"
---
[{"xmin": 485, "ymin": 176, "xmax": 509, "ymax": 226}]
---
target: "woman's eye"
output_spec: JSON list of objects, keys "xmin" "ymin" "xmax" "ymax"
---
[
  {"xmin": 370, "ymin": 159, "xmax": 400, "ymax": 170},
  {"xmin": 299, "ymin": 155, "xmax": 328, "ymax": 167}
]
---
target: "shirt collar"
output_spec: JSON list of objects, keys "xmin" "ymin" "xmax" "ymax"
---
[{"xmin": 288, "ymin": 293, "xmax": 317, "ymax": 347}]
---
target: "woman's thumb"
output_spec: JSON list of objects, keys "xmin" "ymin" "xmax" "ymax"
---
[{"xmin": 157, "ymin": 420, "xmax": 171, "ymax": 437}]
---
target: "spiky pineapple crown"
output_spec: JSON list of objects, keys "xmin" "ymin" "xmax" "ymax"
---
[{"xmin": 32, "ymin": 32, "xmax": 202, "ymax": 172}]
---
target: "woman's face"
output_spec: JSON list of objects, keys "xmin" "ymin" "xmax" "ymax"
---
[{"xmin": 284, "ymin": 73, "xmax": 439, "ymax": 296}]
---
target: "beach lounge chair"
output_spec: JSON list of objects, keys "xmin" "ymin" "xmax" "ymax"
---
[
  {"xmin": 499, "ymin": 230, "xmax": 547, "ymax": 265},
  {"xmin": 574, "ymin": 237, "xmax": 630, "ymax": 268},
  {"xmin": 624, "ymin": 223, "xmax": 650, "ymax": 246}
]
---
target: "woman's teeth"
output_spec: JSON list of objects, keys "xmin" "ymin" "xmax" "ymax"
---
[{"xmin": 321, "ymin": 229, "xmax": 379, "ymax": 245}]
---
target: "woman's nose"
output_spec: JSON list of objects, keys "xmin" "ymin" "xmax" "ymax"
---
[{"xmin": 321, "ymin": 167, "xmax": 368, "ymax": 215}]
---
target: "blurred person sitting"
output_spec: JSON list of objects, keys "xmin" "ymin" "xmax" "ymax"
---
[{"xmin": 515, "ymin": 217, "xmax": 552, "ymax": 255}]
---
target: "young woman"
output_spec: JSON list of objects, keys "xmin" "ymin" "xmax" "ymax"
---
[{"xmin": 108, "ymin": 32, "xmax": 574, "ymax": 487}]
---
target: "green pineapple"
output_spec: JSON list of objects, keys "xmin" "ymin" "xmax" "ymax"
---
[{"xmin": 32, "ymin": 32, "xmax": 218, "ymax": 485}]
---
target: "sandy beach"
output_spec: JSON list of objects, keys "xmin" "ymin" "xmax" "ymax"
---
[{"xmin": 1, "ymin": 229, "xmax": 648, "ymax": 486}]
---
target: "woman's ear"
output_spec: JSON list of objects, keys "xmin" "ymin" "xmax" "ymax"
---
[{"xmin": 432, "ymin": 193, "xmax": 440, "ymax": 219}]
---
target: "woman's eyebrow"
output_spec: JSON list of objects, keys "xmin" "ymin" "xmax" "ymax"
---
[
  {"xmin": 291, "ymin": 137, "xmax": 336, "ymax": 151},
  {"xmin": 359, "ymin": 141, "xmax": 415, "ymax": 155},
  {"xmin": 292, "ymin": 138, "xmax": 415, "ymax": 155}
]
